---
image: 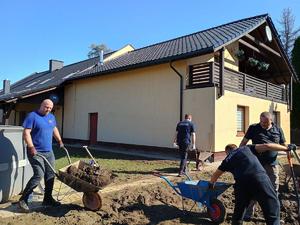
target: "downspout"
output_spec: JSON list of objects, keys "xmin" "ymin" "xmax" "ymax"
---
[{"xmin": 169, "ymin": 61, "xmax": 183, "ymax": 121}]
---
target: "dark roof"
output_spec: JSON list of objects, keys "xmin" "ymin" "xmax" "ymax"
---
[
  {"xmin": 0, "ymin": 56, "xmax": 103, "ymax": 101},
  {"xmin": 0, "ymin": 14, "xmax": 296, "ymax": 102},
  {"xmin": 69, "ymin": 14, "xmax": 270, "ymax": 80}
]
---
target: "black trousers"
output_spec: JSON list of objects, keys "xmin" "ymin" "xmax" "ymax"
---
[
  {"xmin": 232, "ymin": 173, "xmax": 280, "ymax": 225},
  {"xmin": 178, "ymin": 143, "xmax": 189, "ymax": 174}
]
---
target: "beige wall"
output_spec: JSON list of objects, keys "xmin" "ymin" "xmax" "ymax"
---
[
  {"xmin": 64, "ymin": 64, "xmax": 180, "ymax": 147},
  {"xmin": 63, "ymin": 60, "xmax": 217, "ymax": 149},
  {"xmin": 185, "ymin": 87, "xmax": 216, "ymax": 151},
  {"xmin": 215, "ymin": 90, "xmax": 290, "ymax": 151}
]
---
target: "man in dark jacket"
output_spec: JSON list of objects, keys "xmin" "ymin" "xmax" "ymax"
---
[
  {"xmin": 173, "ymin": 114, "xmax": 196, "ymax": 176},
  {"xmin": 210, "ymin": 143, "xmax": 296, "ymax": 225},
  {"xmin": 239, "ymin": 111, "xmax": 286, "ymax": 220}
]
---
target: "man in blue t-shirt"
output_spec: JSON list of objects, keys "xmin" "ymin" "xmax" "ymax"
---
[
  {"xmin": 18, "ymin": 99, "xmax": 64, "ymax": 212},
  {"xmin": 210, "ymin": 143, "xmax": 296, "ymax": 225},
  {"xmin": 173, "ymin": 114, "xmax": 196, "ymax": 176},
  {"xmin": 239, "ymin": 111, "xmax": 286, "ymax": 221}
]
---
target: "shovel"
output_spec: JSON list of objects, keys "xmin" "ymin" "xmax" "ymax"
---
[{"xmin": 287, "ymin": 150, "xmax": 300, "ymax": 218}]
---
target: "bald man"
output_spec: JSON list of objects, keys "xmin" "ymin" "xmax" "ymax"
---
[{"xmin": 18, "ymin": 99, "xmax": 64, "ymax": 212}]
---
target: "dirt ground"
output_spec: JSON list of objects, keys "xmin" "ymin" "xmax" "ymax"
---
[{"xmin": 0, "ymin": 161, "xmax": 299, "ymax": 225}]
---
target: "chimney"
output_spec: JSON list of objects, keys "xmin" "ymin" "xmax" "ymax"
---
[
  {"xmin": 3, "ymin": 79, "xmax": 10, "ymax": 94},
  {"xmin": 49, "ymin": 59, "xmax": 64, "ymax": 72},
  {"xmin": 99, "ymin": 50, "xmax": 104, "ymax": 65}
]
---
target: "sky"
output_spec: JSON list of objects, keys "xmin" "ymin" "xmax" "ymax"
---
[{"xmin": 0, "ymin": 0, "xmax": 299, "ymax": 84}]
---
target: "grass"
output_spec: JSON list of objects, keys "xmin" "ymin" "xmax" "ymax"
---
[{"xmin": 53, "ymin": 146, "xmax": 179, "ymax": 182}]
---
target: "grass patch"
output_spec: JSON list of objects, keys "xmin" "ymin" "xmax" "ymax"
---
[{"xmin": 53, "ymin": 146, "xmax": 179, "ymax": 182}]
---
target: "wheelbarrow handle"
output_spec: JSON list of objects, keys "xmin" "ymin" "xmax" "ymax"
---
[
  {"xmin": 159, "ymin": 176, "xmax": 182, "ymax": 196},
  {"xmin": 61, "ymin": 146, "xmax": 72, "ymax": 164},
  {"xmin": 82, "ymin": 146, "xmax": 100, "ymax": 167},
  {"xmin": 35, "ymin": 153, "xmax": 58, "ymax": 176}
]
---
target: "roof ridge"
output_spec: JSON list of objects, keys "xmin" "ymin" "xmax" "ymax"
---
[{"xmin": 131, "ymin": 14, "xmax": 268, "ymax": 53}]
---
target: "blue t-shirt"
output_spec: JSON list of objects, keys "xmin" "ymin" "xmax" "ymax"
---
[
  {"xmin": 176, "ymin": 120, "xmax": 195, "ymax": 145},
  {"xmin": 245, "ymin": 123, "xmax": 286, "ymax": 166},
  {"xmin": 23, "ymin": 111, "xmax": 57, "ymax": 152},
  {"xmin": 218, "ymin": 145, "xmax": 266, "ymax": 183}
]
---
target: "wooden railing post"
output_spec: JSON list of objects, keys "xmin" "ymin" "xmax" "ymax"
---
[
  {"xmin": 243, "ymin": 74, "xmax": 246, "ymax": 92},
  {"xmin": 210, "ymin": 62, "xmax": 214, "ymax": 84},
  {"xmin": 188, "ymin": 65, "xmax": 193, "ymax": 87}
]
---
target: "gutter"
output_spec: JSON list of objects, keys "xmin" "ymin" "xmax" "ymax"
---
[{"xmin": 169, "ymin": 61, "xmax": 183, "ymax": 121}]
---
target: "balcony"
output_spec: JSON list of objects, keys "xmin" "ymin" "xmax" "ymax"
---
[{"xmin": 188, "ymin": 62, "xmax": 288, "ymax": 103}]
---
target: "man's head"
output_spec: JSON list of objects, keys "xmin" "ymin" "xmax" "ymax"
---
[
  {"xmin": 259, "ymin": 112, "xmax": 273, "ymax": 129},
  {"xmin": 225, "ymin": 144, "xmax": 237, "ymax": 155},
  {"xmin": 39, "ymin": 99, "xmax": 54, "ymax": 115},
  {"xmin": 185, "ymin": 114, "xmax": 192, "ymax": 121}
]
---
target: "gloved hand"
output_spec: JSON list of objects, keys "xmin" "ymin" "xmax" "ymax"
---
[
  {"xmin": 58, "ymin": 140, "xmax": 64, "ymax": 149},
  {"xmin": 173, "ymin": 142, "xmax": 178, "ymax": 148},
  {"xmin": 27, "ymin": 146, "xmax": 37, "ymax": 157},
  {"xmin": 208, "ymin": 182, "xmax": 215, "ymax": 190},
  {"xmin": 287, "ymin": 144, "xmax": 297, "ymax": 151},
  {"xmin": 192, "ymin": 144, "xmax": 196, "ymax": 150}
]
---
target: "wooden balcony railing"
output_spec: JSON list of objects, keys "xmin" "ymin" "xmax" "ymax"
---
[{"xmin": 188, "ymin": 62, "xmax": 287, "ymax": 103}]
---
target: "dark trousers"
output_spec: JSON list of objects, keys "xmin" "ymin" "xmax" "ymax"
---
[
  {"xmin": 232, "ymin": 173, "xmax": 280, "ymax": 225},
  {"xmin": 178, "ymin": 143, "xmax": 189, "ymax": 174},
  {"xmin": 20, "ymin": 151, "xmax": 56, "ymax": 202}
]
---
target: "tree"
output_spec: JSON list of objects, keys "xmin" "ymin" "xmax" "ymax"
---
[
  {"xmin": 291, "ymin": 37, "xmax": 300, "ymax": 129},
  {"xmin": 87, "ymin": 43, "xmax": 111, "ymax": 58},
  {"xmin": 278, "ymin": 8, "xmax": 300, "ymax": 57}
]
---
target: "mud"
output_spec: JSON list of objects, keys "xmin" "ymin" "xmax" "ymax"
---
[
  {"xmin": 67, "ymin": 164, "xmax": 113, "ymax": 188},
  {"xmin": 0, "ymin": 163, "xmax": 299, "ymax": 225}
]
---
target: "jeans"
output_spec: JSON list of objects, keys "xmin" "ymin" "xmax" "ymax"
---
[
  {"xmin": 178, "ymin": 143, "xmax": 189, "ymax": 174},
  {"xmin": 244, "ymin": 164, "xmax": 279, "ymax": 219},
  {"xmin": 20, "ymin": 151, "xmax": 56, "ymax": 202},
  {"xmin": 232, "ymin": 173, "xmax": 280, "ymax": 225}
]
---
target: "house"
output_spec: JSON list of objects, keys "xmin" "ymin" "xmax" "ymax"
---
[{"xmin": 0, "ymin": 14, "xmax": 298, "ymax": 159}]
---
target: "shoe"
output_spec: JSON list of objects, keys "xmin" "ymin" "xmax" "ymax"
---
[
  {"xmin": 42, "ymin": 197, "xmax": 61, "ymax": 207},
  {"xmin": 18, "ymin": 200, "xmax": 30, "ymax": 213}
]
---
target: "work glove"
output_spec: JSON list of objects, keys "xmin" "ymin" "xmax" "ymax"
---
[
  {"xmin": 58, "ymin": 140, "xmax": 64, "ymax": 149},
  {"xmin": 208, "ymin": 182, "xmax": 215, "ymax": 190},
  {"xmin": 27, "ymin": 146, "xmax": 37, "ymax": 157},
  {"xmin": 192, "ymin": 144, "xmax": 196, "ymax": 150},
  {"xmin": 287, "ymin": 144, "xmax": 297, "ymax": 151},
  {"xmin": 173, "ymin": 142, "xmax": 178, "ymax": 148}
]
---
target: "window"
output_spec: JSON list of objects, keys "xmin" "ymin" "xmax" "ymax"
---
[
  {"xmin": 273, "ymin": 111, "xmax": 280, "ymax": 127},
  {"xmin": 237, "ymin": 106, "xmax": 246, "ymax": 135}
]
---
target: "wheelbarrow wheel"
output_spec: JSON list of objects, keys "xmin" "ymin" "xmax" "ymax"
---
[
  {"xmin": 82, "ymin": 192, "xmax": 102, "ymax": 211},
  {"xmin": 207, "ymin": 198, "xmax": 226, "ymax": 224}
]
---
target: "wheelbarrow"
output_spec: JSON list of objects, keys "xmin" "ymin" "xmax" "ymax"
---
[
  {"xmin": 37, "ymin": 146, "xmax": 104, "ymax": 211},
  {"xmin": 154, "ymin": 173, "xmax": 232, "ymax": 224}
]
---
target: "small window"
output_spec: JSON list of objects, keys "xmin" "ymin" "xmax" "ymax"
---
[
  {"xmin": 273, "ymin": 111, "xmax": 280, "ymax": 127},
  {"xmin": 237, "ymin": 106, "xmax": 246, "ymax": 135}
]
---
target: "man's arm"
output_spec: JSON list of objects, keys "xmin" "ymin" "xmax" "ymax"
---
[
  {"xmin": 191, "ymin": 132, "xmax": 196, "ymax": 149},
  {"xmin": 239, "ymin": 137, "xmax": 249, "ymax": 147},
  {"xmin": 53, "ymin": 127, "xmax": 63, "ymax": 147},
  {"xmin": 254, "ymin": 143, "xmax": 289, "ymax": 153},
  {"xmin": 23, "ymin": 128, "xmax": 34, "ymax": 147},
  {"xmin": 173, "ymin": 131, "xmax": 178, "ymax": 143},
  {"xmin": 210, "ymin": 169, "xmax": 224, "ymax": 183}
]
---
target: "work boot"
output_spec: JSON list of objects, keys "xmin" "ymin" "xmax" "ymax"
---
[
  {"xmin": 18, "ymin": 200, "xmax": 30, "ymax": 213},
  {"xmin": 42, "ymin": 178, "xmax": 61, "ymax": 206},
  {"xmin": 42, "ymin": 196, "xmax": 61, "ymax": 207}
]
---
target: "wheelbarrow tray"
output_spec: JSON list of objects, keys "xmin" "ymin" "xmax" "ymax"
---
[
  {"xmin": 177, "ymin": 180, "xmax": 231, "ymax": 202},
  {"xmin": 58, "ymin": 160, "xmax": 101, "ymax": 193},
  {"xmin": 282, "ymin": 164, "xmax": 300, "ymax": 177}
]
